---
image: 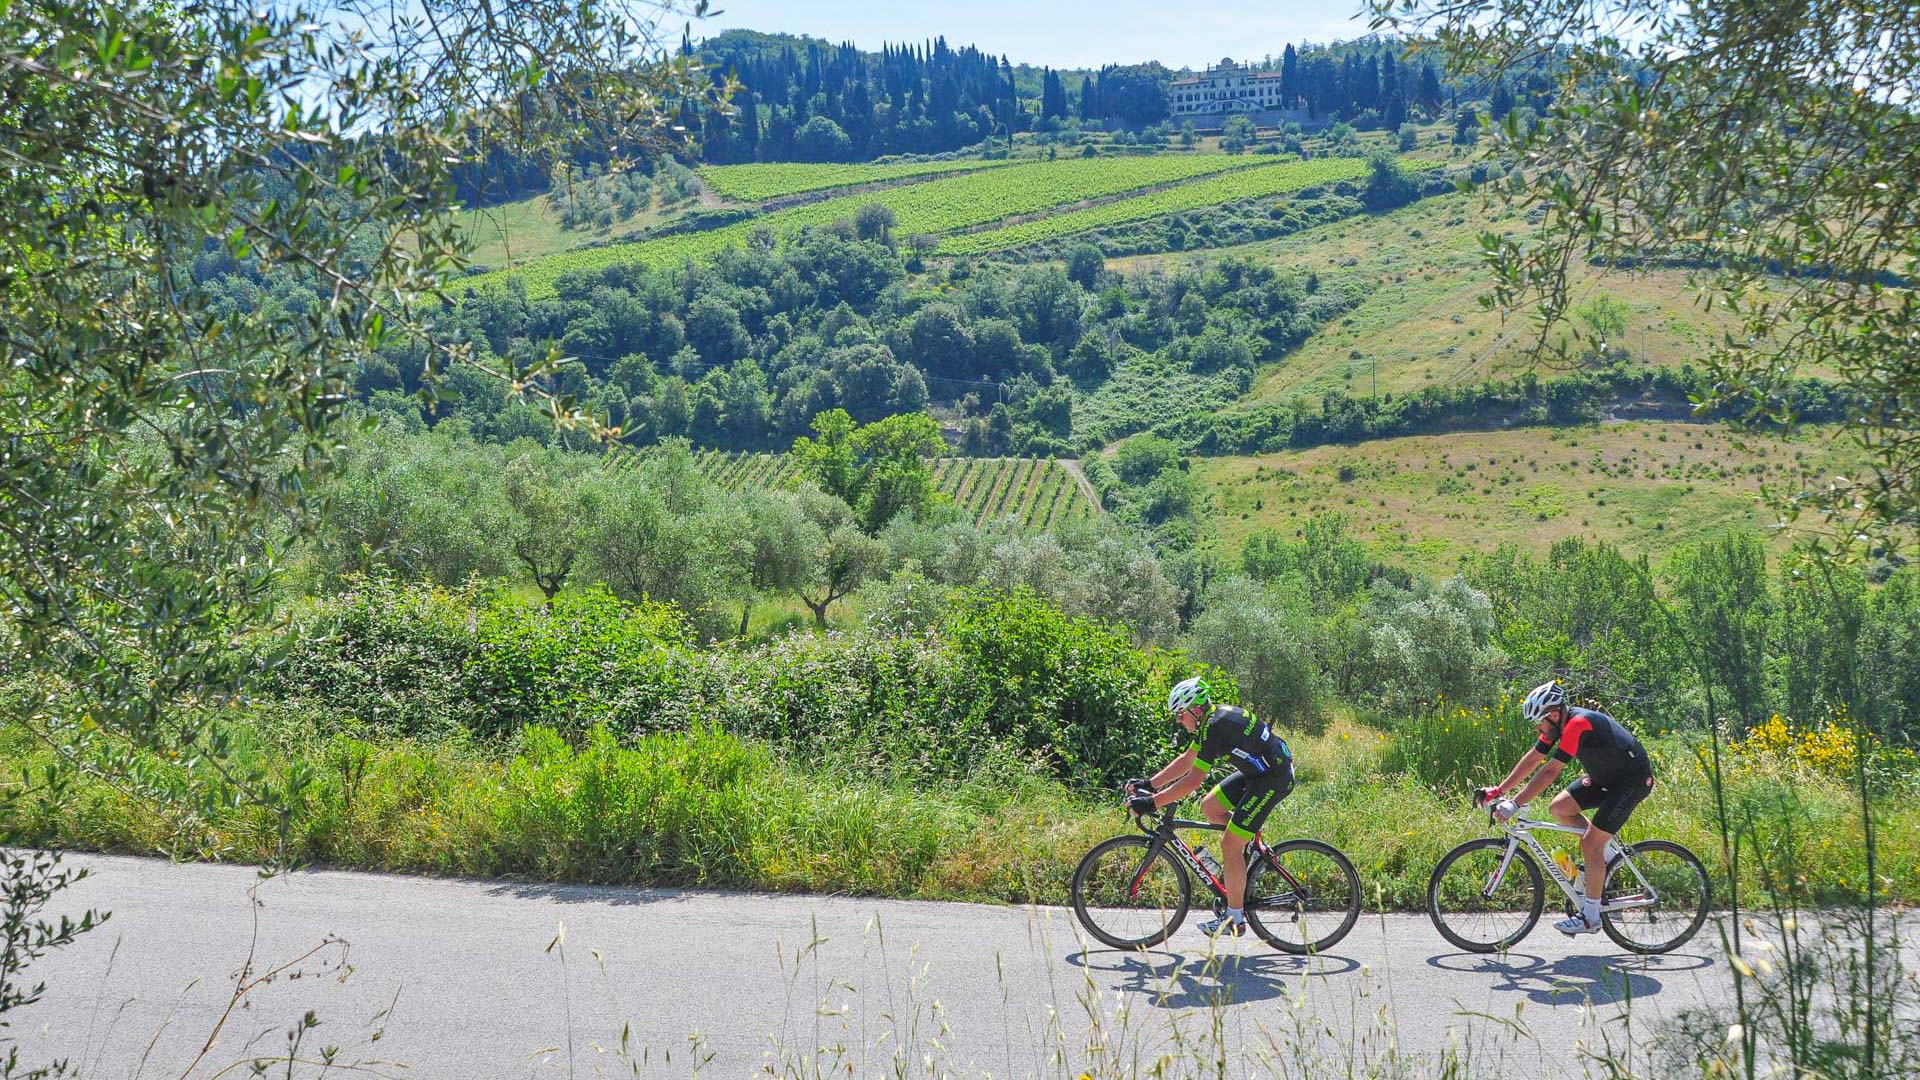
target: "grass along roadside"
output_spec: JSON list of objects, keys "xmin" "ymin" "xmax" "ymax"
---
[{"xmin": 2, "ymin": 707, "xmax": 1903, "ymax": 910}]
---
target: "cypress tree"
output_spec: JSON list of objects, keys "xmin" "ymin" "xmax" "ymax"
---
[
  {"xmin": 1490, "ymin": 78, "xmax": 1514, "ymax": 119},
  {"xmin": 1041, "ymin": 68, "xmax": 1066, "ymax": 118},
  {"xmin": 1079, "ymin": 70, "xmax": 1100, "ymax": 121},
  {"xmin": 1419, "ymin": 62, "xmax": 1442, "ymax": 110}
]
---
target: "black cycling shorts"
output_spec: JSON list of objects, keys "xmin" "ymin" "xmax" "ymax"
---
[
  {"xmin": 1568, "ymin": 771, "xmax": 1655, "ymax": 835},
  {"xmin": 1214, "ymin": 761, "xmax": 1294, "ymax": 841}
]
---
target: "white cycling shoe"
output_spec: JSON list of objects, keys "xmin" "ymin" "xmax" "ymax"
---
[
  {"xmin": 1198, "ymin": 914, "xmax": 1248, "ymax": 938},
  {"xmin": 1555, "ymin": 912, "xmax": 1603, "ymax": 935}
]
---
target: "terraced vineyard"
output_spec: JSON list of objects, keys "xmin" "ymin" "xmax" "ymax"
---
[
  {"xmin": 694, "ymin": 450, "xmax": 808, "ymax": 492},
  {"xmin": 701, "ymin": 159, "xmax": 1012, "ymax": 201},
  {"xmin": 936, "ymin": 157, "xmax": 1432, "ymax": 255},
  {"xmin": 693, "ymin": 452, "xmax": 1098, "ymax": 531},
  {"xmin": 478, "ymin": 154, "xmax": 1278, "ymax": 298}
]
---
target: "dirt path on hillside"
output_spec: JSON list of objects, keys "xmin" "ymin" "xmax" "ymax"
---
[{"xmin": 1060, "ymin": 459, "xmax": 1103, "ymax": 514}]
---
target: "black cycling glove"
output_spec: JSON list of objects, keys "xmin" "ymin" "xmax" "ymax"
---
[{"xmin": 1127, "ymin": 794, "xmax": 1158, "ymax": 815}]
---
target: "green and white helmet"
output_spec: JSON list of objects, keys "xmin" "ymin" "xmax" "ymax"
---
[{"xmin": 1167, "ymin": 676, "xmax": 1211, "ymax": 715}]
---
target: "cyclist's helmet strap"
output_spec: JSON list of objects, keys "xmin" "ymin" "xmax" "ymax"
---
[
  {"xmin": 1167, "ymin": 676, "xmax": 1211, "ymax": 715},
  {"xmin": 1521, "ymin": 680, "xmax": 1566, "ymax": 723}
]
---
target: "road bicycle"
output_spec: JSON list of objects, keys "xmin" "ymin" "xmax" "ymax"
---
[
  {"xmin": 1069, "ymin": 794, "xmax": 1361, "ymax": 954},
  {"xmin": 1426, "ymin": 792, "xmax": 1711, "ymax": 954}
]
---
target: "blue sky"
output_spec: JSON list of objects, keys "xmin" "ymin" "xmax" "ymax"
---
[{"xmin": 687, "ymin": 1, "xmax": 1376, "ymax": 70}]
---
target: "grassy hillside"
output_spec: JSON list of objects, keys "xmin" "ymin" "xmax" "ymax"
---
[
  {"xmin": 934, "ymin": 156, "xmax": 1400, "ymax": 255},
  {"xmin": 1112, "ymin": 192, "xmax": 1808, "ymax": 407},
  {"xmin": 701, "ymin": 158, "xmax": 1013, "ymax": 201},
  {"xmin": 1193, "ymin": 420, "xmax": 1851, "ymax": 574},
  {"xmin": 474, "ymin": 154, "xmax": 1286, "ymax": 298}
]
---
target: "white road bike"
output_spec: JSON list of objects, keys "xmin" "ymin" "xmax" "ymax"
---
[{"xmin": 1426, "ymin": 792, "xmax": 1711, "ymax": 954}]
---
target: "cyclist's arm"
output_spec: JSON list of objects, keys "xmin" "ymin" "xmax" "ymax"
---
[
  {"xmin": 1149, "ymin": 745, "xmax": 1198, "ymax": 793},
  {"xmin": 1151, "ymin": 724, "xmax": 1229, "ymax": 808},
  {"xmin": 1151, "ymin": 764, "xmax": 1208, "ymax": 807},
  {"xmin": 1510, "ymin": 757, "xmax": 1565, "ymax": 808},
  {"xmin": 1493, "ymin": 746, "xmax": 1547, "ymax": 796}
]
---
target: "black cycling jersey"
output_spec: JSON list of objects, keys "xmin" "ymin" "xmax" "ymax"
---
[
  {"xmin": 1188, "ymin": 704, "xmax": 1291, "ymax": 778},
  {"xmin": 1534, "ymin": 707, "xmax": 1650, "ymax": 784}
]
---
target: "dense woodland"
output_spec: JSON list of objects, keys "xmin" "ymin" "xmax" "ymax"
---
[{"xmin": 690, "ymin": 31, "xmax": 1487, "ymax": 166}]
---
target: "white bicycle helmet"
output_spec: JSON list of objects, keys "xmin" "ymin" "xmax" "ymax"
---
[
  {"xmin": 1521, "ymin": 680, "xmax": 1567, "ymax": 723},
  {"xmin": 1167, "ymin": 676, "xmax": 1211, "ymax": 715}
]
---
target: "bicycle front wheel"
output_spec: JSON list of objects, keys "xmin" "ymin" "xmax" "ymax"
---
[
  {"xmin": 1601, "ymin": 839, "xmax": 1711, "ymax": 954},
  {"xmin": 1428, "ymin": 838, "xmax": 1544, "ymax": 953},
  {"xmin": 1245, "ymin": 839, "xmax": 1362, "ymax": 954},
  {"xmin": 1070, "ymin": 835, "xmax": 1192, "ymax": 950}
]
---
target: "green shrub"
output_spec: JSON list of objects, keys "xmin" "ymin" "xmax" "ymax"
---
[
  {"xmin": 267, "ymin": 578, "xmax": 1217, "ymax": 789},
  {"xmin": 271, "ymin": 577, "xmax": 692, "ymax": 740}
]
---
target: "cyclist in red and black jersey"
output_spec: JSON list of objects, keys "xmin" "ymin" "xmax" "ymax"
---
[{"xmin": 1478, "ymin": 681, "xmax": 1656, "ymax": 935}]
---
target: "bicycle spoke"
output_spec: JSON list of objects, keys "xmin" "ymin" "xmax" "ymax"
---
[
  {"xmin": 1602, "ymin": 842, "xmax": 1710, "ymax": 953},
  {"xmin": 1429, "ymin": 839, "xmax": 1541, "ymax": 953},
  {"xmin": 1072, "ymin": 836, "xmax": 1189, "ymax": 949},
  {"xmin": 1245, "ymin": 841, "xmax": 1360, "ymax": 954}
]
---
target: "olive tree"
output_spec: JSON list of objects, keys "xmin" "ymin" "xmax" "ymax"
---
[
  {"xmin": 0, "ymin": 0, "xmax": 722, "ymax": 1058},
  {"xmin": 1187, "ymin": 575, "xmax": 1328, "ymax": 731}
]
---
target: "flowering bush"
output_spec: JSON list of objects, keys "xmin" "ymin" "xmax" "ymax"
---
[{"xmin": 1729, "ymin": 710, "xmax": 1917, "ymax": 780}]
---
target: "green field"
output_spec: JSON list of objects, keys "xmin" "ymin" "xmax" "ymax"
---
[
  {"xmin": 1109, "ymin": 193, "xmax": 1802, "ymax": 407},
  {"xmin": 695, "ymin": 451, "xmax": 1098, "ymax": 530},
  {"xmin": 453, "ymin": 192, "xmax": 678, "ymax": 271},
  {"xmin": 1191, "ymin": 420, "xmax": 1851, "ymax": 574},
  {"xmin": 701, "ymin": 158, "xmax": 1012, "ymax": 201},
  {"xmin": 935, "ymin": 157, "xmax": 1406, "ymax": 255},
  {"xmin": 474, "ymin": 154, "xmax": 1295, "ymax": 298}
]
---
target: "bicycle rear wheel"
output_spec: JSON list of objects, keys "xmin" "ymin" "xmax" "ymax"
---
[
  {"xmin": 1245, "ymin": 839, "xmax": 1362, "ymax": 954},
  {"xmin": 1601, "ymin": 840, "xmax": 1711, "ymax": 954},
  {"xmin": 1428, "ymin": 838, "xmax": 1544, "ymax": 953},
  {"xmin": 1070, "ymin": 835, "xmax": 1192, "ymax": 949}
]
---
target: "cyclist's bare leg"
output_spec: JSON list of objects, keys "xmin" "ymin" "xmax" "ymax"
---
[
  {"xmin": 1198, "ymin": 788, "xmax": 1249, "ymax": 910},
  {"xmin": 1576, "ymin": 821, "xmax": 1613, "ymax": 905},
  {"xmin": 1548, "ymin": 790, "xmax": 1610, "ymax": 906},
  {"xmin": 1548, "ymin": 789, "xmax": 1588, "ymax": 831},
  {"xmin": 1199, "ymin": 788, "xmax": 1230, "ymax": 828}
]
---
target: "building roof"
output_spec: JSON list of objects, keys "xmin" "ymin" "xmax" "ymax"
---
[{"xmin": 1171, "ymin": 69, "xmax": 1285, "ymax": 86}]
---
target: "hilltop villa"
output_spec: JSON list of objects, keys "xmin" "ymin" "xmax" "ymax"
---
[{"xmin": 1169, "ymin": 59, "xmax": 1310, "ymax": 128}]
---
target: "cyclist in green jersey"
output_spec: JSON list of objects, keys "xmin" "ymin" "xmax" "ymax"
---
[{"xmin": 1125, "ymin": 676, "xmax": 1295, "ymax": 937}]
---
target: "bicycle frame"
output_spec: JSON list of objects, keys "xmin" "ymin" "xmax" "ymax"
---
[
  {"xmin": 1484, "ymin": 815, "xmax": 1662, "ymax": 913},
  {"xmin": 1128, "ymin": 809, "xmax": 1304, "ymax": 911}
]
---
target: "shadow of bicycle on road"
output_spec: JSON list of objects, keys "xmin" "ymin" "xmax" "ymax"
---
[
  {"xmin": 1066, "ymin": 947, "xmax": 1361, "ymax": 1009},
  {"xmin": 1427, "ymin": 950, "xmax": 1714, "ymax": 1006}
]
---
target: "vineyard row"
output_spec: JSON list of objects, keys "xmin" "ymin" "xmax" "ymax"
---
[{"xmin": 690, "ymin": 452, "xmax": 1097, "ymax": 531}]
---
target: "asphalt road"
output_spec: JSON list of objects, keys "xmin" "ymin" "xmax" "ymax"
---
[{"xmin": 13, "ymin": 854, "xmax": 1739, "ymax": 1078}]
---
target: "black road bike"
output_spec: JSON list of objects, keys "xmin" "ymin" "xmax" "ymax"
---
[{"xmin": 1069, "ymin": 795, "xmax": 1361, "ymax": 954}]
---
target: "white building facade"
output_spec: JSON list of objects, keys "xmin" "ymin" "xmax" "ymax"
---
[{"xmin": 1169, "ymin": 58, "xmax": 1308, "ymax": 127}]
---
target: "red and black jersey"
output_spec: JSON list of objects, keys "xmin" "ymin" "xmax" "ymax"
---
[{"xmin": 1534, "ymin": 707, "xmax": 1650, "ymax": 784}]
